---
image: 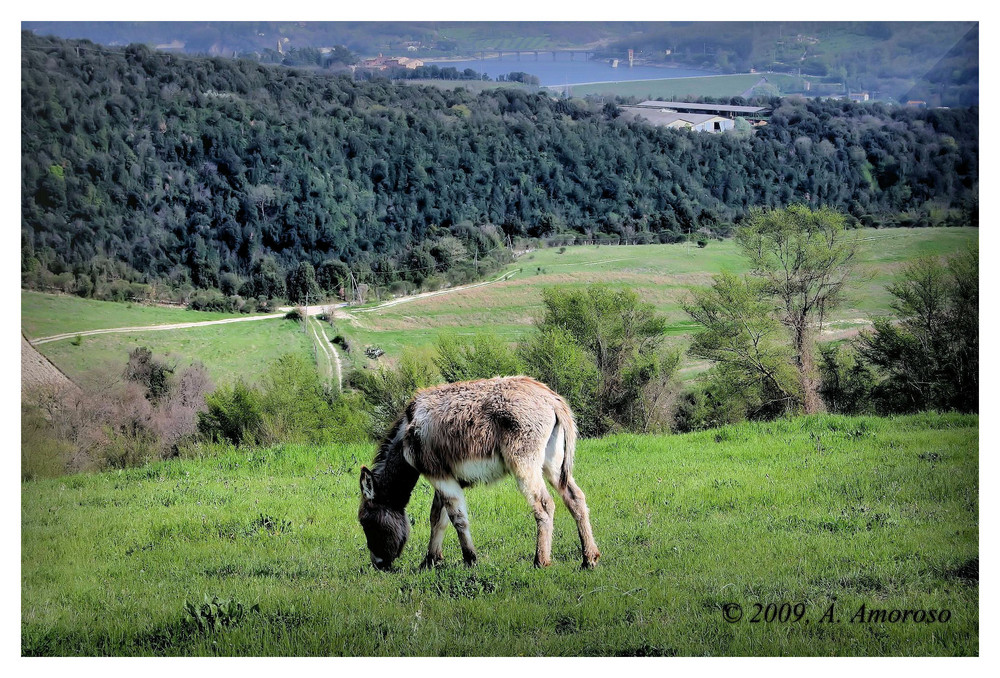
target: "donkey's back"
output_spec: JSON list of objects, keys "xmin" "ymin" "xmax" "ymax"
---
[{"xmin": 402, "ymin": 376, "xmax": 576, "ymax": 489}]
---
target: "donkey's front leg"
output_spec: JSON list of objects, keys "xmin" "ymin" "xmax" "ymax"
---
[
  {"xmin": 430, "ymin": 479, "xmax": 478, "ymax": 566},
  {"xmin": 420, "ymin": 490, "xmax": 450, "ymax": 569}
]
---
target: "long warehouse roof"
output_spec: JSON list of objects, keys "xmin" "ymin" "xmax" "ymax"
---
[{"xmin": 635, "ymin": 100, "xmax": 768, "ymax": 114}]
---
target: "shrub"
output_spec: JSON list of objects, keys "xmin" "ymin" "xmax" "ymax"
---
[
  {"xmin": 351, "ymin": 351, "xmax": 439, "ymax": 439},
  {"xmin": 198, "ymin": 380, "xmax": 265, "ymax": 446},
  {"xmin": 519, "ymin": 327, "xmax": 600, "ymax": 435},
  {"xmin": 528, "ymin": 285, "xmax": 678, "ymax": 435},
  {"xmin": 257, "ymin": 354, "xmax": 335, "ymax": 444},
  {"xmin": 433, "ymin": 333, "xmax": 523, "ymax": 383},
  {"xmin": 852, "ymin": 245, "xmax": 978, "ymax": 414},
  {"xmin": 818, "ymin": 344, "xmax": 877, "ymax": 415},
  {"xmin": 21, "ymin": 392, "xmax": 76, "ymax": 480},
  {"xmin": 123, "ymin": 347, "xmax": 173, "ymax": 403}
]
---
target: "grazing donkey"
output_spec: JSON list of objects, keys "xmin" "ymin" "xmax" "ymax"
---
[{"xmin": 358, "ymin": 376, "xmax": 600, "ymax": 571}]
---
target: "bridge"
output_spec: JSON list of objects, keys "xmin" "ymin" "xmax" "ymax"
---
[{"xmin": 476, "ymin": 49, "xmax": 596, "ymax": 61}]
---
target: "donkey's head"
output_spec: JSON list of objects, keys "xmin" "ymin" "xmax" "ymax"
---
[{"xmin": 358, "ymin": 466, "xmax": 409, "ymax": 570}]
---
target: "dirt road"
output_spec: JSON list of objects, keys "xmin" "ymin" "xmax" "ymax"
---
[{"xmin": 28, "ymin": 270, "xmax": 518, "ymax": 346}]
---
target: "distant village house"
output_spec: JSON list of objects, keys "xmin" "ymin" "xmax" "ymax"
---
[{"xmin": 359, "ymin": 54, "xmax": 424, "ymax": 71}]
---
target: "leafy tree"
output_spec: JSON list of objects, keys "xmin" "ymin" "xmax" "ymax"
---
[
  {"xmin": 317, "ymin": 259, "xmax": 351, "ymax": 296},
  {"xmin": 735, "ymin": 205, "xmax": 859, "ymax": 412},
  {"xmin": 250, "ymin": 256, "xmax": 286, "ymax": 300},
  {"xmin": 286, "ymin": 261, "xmax": 321, "ymax": 304},
  {"xmin": 684, "ymin": 272, "xmax": 802, "ymax": 422},
  {"xmin": 853, "ymin": 245, "xmax": 978, "ymax": 413}
]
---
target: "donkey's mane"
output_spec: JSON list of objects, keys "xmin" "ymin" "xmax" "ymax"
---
[
  {"xmin": 371, "ymin": 415, "xmax": 405, "ymax": 477},
  {"xmin": 370, "ymin": 414, "xmax": 420, "ymax": 510}
]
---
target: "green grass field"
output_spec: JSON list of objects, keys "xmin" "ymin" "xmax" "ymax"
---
[
  {"xmin": 563, "ymin": 73, "xmax": 803, "ymax": 99},
  {"xmin": 345, "ymin": 228, "xmax": 977, "ymax": 365},
  {"xmin": 21, "ymin": 413, "xmax": 978, "ymax": 656},
  {"xmin": 20, "ymin": 291, "xmax": 243, "ymax": 340},
  {"xmin": 38, "ymin": 317, "xmax": 315, "ymax": 388}
]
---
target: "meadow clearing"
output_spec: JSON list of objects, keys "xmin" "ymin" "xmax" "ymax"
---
[
  {"xmin": 563, "ymin": 73, "xmax": 804, "ymax": 99},
  {"xmin": 22, "ymin": 227, "xmax": 977, "ymax": 384},
  {"xmin": 341, "ymin": 227, "xmax": 978, "ymax": 364},
  {"xmin": 21, "ymin": 413, "xmax": 977, "ymax": 656}
]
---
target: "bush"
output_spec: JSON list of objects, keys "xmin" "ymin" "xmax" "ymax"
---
[
  {"xmin": 21, "ymin": 393, "xmax": 76, "ymax": 480},
  {"xmin": 852, "ymin": 245, "xmax": 978, "ymax": 414},
  {"xmin": 527, "ymin": 285, "xmax": 678, "ymax": 435},
  {"xmin": 433, "ymin": 333, "xmax": 523, "ymax": 383},
  {"xmin": 22, "ymin": 354, "xmax": 212, "ymax": 474},
  {"xmin": 123, "ymin": 347, "xmax": 173, "ymax": 403},
  {"xmin": 198, "ymin": 380, "xmax": 265, "ymax": 446},
  {"xmin": 818, "ymin": 343, "xmax": 877, "ymax": 415},
  {"xmin": 351, "ymin": 351, "xmax": 439, "ymax": 439},
  {"xmin": 257, "ymin": 354, "xmax": 336, "ymax": 444},
  {"xmin": 519, "ymin": 327, "xmax": 600, "ymax": 435}
]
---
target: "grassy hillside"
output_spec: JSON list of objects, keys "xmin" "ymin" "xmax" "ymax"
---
[
  {"xmin": 37, "ymin": 316, "xmax": 315, "ymax": 388},
  {"xmin": 21, "ymin": 413, "xmax": 977, "ymax": 656},
  {"xmin": 21, "ymin": 291, "xmax": 243, "ymax": 340},
  {"xmin": 562, "ymin": 73, "xmax": 802, "ymax": 98},
  {"xmin": 344, "ymin": 227, "xmax": 977, "ymax": 364},
  {"xmin": 22, "ymin": 227, "xmax": 976, "ymax": 382}
]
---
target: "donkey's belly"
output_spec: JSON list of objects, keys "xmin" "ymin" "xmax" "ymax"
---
[{"xmin": 452, "ymin": 456, "xmax": 508, "ymax": 487}]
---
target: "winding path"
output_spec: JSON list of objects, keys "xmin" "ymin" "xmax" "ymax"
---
[
  {"xmin": 29, "ymin": 270, "xmax": 521, "ymax": 346},
  {"xmin": 308, "ymin": 316, "xmax": 342, "ymax": 391},
  {"xmin": 29, "ymin": 312, "xmax": 287, "ymax": 345}
]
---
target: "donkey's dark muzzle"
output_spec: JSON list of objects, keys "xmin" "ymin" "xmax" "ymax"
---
[{"xmin": 370, "ymin": 555, "xmax": 395, "ymax": 571}]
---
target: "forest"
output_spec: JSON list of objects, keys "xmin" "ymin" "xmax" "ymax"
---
[{"xmin": 22, "ymin": 33, "xmax": 978, "ymax": 305}]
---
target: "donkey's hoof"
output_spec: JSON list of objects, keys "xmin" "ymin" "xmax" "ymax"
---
[
  {"xmin": 462, "ymin": 551, "xmax": 478, "ymax": 567},
  {"xmin": 534, "ymin": 557, "xmax": 552, "ymax": 568},
  {"xmin": 420, "ymin": 555, "xmax": 444, "ymax": 570},
  {"xmin": 582, "ymin": 551, "xmax": 601, "ymax": 569}
]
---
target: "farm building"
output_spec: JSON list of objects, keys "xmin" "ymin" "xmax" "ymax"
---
[
  {"xmin": 619, "ymin": 106, "xmax": 735, "ymax": 133},
  {"xmin": 632, "ymin": 100, "xmax": 770, "ymax": 119}
]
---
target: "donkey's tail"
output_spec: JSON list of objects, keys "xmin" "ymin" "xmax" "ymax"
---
[{"xmin": 554, "ymin": 398, "xmax": 577, "ymax": 489}]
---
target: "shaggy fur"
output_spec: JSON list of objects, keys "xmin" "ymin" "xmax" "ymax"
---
[{"xmin": 358, "ymin": 376, "xmax": 600, "ymax": 570}]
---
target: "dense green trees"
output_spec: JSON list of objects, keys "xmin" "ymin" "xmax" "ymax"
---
[
  {"xmin": 22, "ymin": 33, "xmax": 977, "ymax": 305},
  {"xmin": 821, "ymin": 245, "xmax": 978, "ymax": 414}
]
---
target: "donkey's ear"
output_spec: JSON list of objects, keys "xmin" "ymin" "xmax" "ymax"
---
[{"xmin": 360, "ymin": 466, "xmax": 375, "ymax": 500}]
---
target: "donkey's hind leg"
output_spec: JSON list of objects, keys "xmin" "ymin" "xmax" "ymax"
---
[
  {"xmin": 429, "ymin": 478, "xmax": 478, "ymax": 566},
  {"xmin": 420, "ymin": 490, "xmax": 450, "ymax": 569},
  {"xmin": 556, "ymin": 476, "xmax": 600, "ymax": 569},
  {"xmin": 515, "ymin": 468, "xmax": 556, "ymax": 567},
  {"xmin": 543, "ymin": 462, "xmax": 600, "ymax": 569}
]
